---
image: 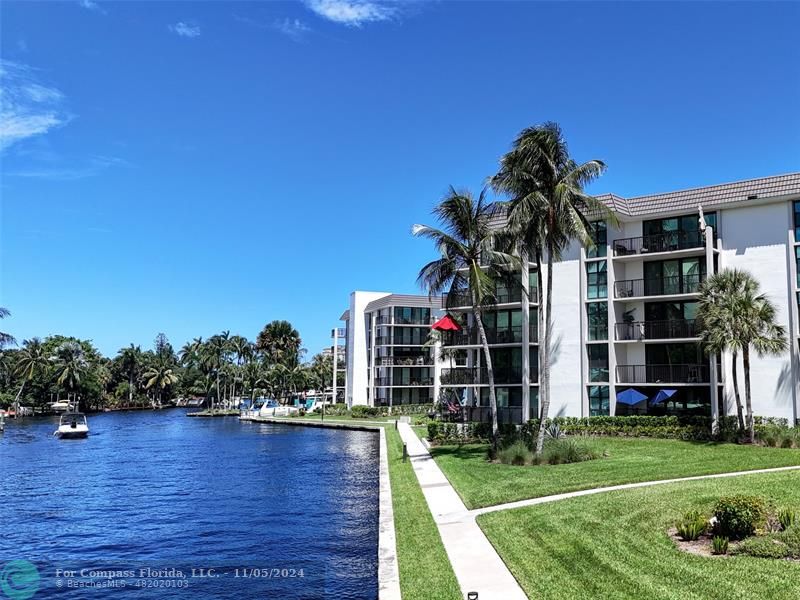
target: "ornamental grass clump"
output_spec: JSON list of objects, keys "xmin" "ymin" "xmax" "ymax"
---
[
  {"xmin": 779, "ymin": 508, "xmax": 797, "ymax": 531},
  {"xmin": 713, "ymin": 495, "xmax": 767, "ymax": 539},
  {"xmin": 540, "ymin": 438, "xmax": 600, "ymax": 465},
  {"xmin": 711, "ymin": 536, "xmax": 729, "ymax": 555},
  {"xmin": 497, "ymin": 440, "xmax": 533, "ymax": 466},
  {"xmin": 676, "ymin": 510, "xmax": 708, "ymax": 541}
]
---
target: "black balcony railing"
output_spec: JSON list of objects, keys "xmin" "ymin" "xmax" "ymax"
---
[
  {"xmin": 613, "ymin": 230, "xmax": 708, "ymax": 256},
  {"xmin": 377, "ymin": 356, "xmax": 434, "ymax": 366},
  {"xmin": 376, "ymin": 316, "xmax": 392, "ymax": 325},
  {"xmin": 442, "ymin": 325, "xmax": 529, "ymax": 346},
  {"xmin": 440, "ymin": 367, "xmax": 525, "ymax": 385},
  {"xmin": 614, "ymin": 274, "xmax": 703, "ymax": 299},
  {"xmin": 444, "ymin": 287, "xmax": 523, "ymax": 309},
  {"xmin": 615, "ymin": 319, "xmax": 699, "ymax": 341},
  {"xmin": 616, "ymin": 364, "xmax": 709, "ymax": 384},
  {"xmin": 394, "ymin": 315, "xmax": 435, "ymax": 325},
  {"xmin": 373, "ymin": 377, "xmax": 434, "ymax": 387},
  {"xmin": 374, "ymin": 336, "xmax": 426, "ymax": 346}
]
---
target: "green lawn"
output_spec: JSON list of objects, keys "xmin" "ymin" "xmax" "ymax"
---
[
  {"xmin": 429, "ymin": 437, "xmax": 800, "ymax": 508},
  {"xmin": 384, "ymin": 426, "xmax": 461, "ymax": 600},
  {"xmin": 478, "ymin": 470, "xmax": 800, "ymax": 600}
]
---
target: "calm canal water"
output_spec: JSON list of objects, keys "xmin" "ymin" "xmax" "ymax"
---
[{"xmin": 0, "ymin": 409, "xmax": 379, "ymax": 599}]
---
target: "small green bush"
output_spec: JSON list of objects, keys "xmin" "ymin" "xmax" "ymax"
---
[
  {"xmin": 714, "ymin": 495, "xmax": 767, "ymax": 539},
  {"xmin": 350, "ymin": 405, "xmax": 380, "ymax": 418},
  {"xmin": 780, "ymin": 435, "xmax": 794, "ymax": 449},
  {"xmin": 732, "ymin": 535, "xmax": 789, "ymax": 559},
  {"xmin": 541, "ymin": 438, "xmax": 600, "ymax": 465},
  {"xmin": 676, "ymin": 510, "xmax": 707, "ymax": 541},
  {"xmin": 497, "ymin": 440, "xmax": 533, "ymax": 466},
  {"xmin": 779, "ymin": 508, "xmax": 797, "ymax": 531},
  {"xmin": 712, "ymin": 536, "xmax": 729, "ymax": 555}
]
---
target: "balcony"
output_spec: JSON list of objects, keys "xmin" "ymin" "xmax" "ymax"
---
[
  {"xmin": 615, "ymin": 319, "xmax": 699, "ymax": 341},
  {"xmin": 443, "ymin": 325, "xmax": 530, "ymax": 346},
  {"xmin": 373, "ymin": 376, "xmax": 434, "ymax": 387},
  {"xmin": 613, "ymin": 230, "xmax": 707, "ymax": 257},
  {"xmin": 444, "ymin": 287, "xmax": 523, "ymax": 309},
  {"xmin": 440, "ymin": 367, "xmax": 525, "ymax": 385},
  {"xmin": 614, "ymin": 274, "xmax": 703, "ymax": 299},
  {"xmin": 374, "ymin": 336, "xmax": 426, "ymax": 346},
  {"xmin": 616, "ymin": 364, "xmax": 709, "ymax": 384},
  {"xmin": 377, "ymin": 356, "xmax": 433, "ymax": 366}
]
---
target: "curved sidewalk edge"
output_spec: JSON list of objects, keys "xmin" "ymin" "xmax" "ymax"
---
[
  {"xmin": 469, "ymin": 464, "xmax": 800, "ymax": 518},
  {"xmin": 397, "ymin": 422, "xmax": 528, "ymax": 600}
]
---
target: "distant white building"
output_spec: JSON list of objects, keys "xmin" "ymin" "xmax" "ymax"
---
[{"xmin": 335, "ymin": 173, "xmax": 800, "ymax": 426}]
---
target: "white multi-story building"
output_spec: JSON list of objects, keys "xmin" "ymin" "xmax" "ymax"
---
[
  {"xmin": 337, "ymin": 173, "xmax": 800, "ymax": 425},
  {"xmin": 338, "ymin": 292, "xmax": 444, "ymax": 408}
]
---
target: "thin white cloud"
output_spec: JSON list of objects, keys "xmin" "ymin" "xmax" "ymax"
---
[
  {"xmin": 0, "ymin": 60, "xmax": 68, "ymax": 152},
  {"xmin": 169, "ymin": 22, "xmax": 201, "ymax": 38},
  {"xmin": 304, "ymin": 0, "xmax": 396, "ymax": 27},
  {"xmin": 78, "ymin": 0, "xmax": 107, "ymax": 14},
  {"xmin": 7, "ymin": 155, "xmax": 131, "ymax": 180},
  {"xmin": 274, "ymin": 18, "xmax": 312, "ymax": 41}
]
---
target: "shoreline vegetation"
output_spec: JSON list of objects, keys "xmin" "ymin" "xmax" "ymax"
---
[{"xmin": 0, "ymin": 317, "xmax": 344, "ymax": 417}]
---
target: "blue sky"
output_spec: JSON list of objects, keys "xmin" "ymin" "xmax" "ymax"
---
[{"xmin": 2, "ymin": 1, "xmax": 798, "ymax": 359}]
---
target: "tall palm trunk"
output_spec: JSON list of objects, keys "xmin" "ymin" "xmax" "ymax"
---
[
  {"xmin": 128, "ymin": 371, "xmax": 134, "ymax": 409},
  {"xmin": 730, "ymin": 351, "xmax": 745, "ymax": 432},
  {"xmin": 13, "ymin": 380, "xmax": 25, "ymax": 419},
  {"xmin": 535, "ymin": 244, "xmax": 554, "ymax": 454},
  {"xmin": 743, "ymin": 346, "xmax": 754, "ymax": 442},
  {"xmin": 215, "ymin": 372, "xmax": 220, "ymax": 413},
  {"xmin": 473, "ymin": 305, "xmax": 498, "ymax": 443}
]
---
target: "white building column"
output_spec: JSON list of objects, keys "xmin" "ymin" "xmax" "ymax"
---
[
  {"xmin": 331, "ymin": 327, "xmax": 338, "ymax": 404},
  {"xmin": 370, "ymin": 312, "xmax": 377, "ymax": 408},
  {"xmin": 705, "ymin": 225, "xmax": 719, "ymax": 433},
  {"xmin": 521, "ymin": 255, "xmax": 531, "ymax": 422}
]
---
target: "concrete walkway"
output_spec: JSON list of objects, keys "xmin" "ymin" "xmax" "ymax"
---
[{"xmin": 397, "ymin": 422, "xmax": 527, "ymax": 600}]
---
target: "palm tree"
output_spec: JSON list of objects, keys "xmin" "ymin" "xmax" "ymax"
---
[
  {"xmin": 256, "ymin": 321, "xmax": 302, "ymax": 368},
  {"xmin": 117, "ymin": 344, "xmax": 142, "ymax": 408},
  {"xmin": 52, "ymin": 341, "xmax": 88, "ymax": 408},
  {"xmin": 491, "ymin": 122, "xmax": 612, "ymax": 454},
  {"xmin": 200, "ymin": 335, "xmax": 227, "ymax": 412},
  {"xmin": 697, "ymin": 269, "xmax": 787, "ymax": 441},
  {"xmin": 243, "ymin": 358, "xmax": 267, "ymax": 406},
  {"xmin": 143, "ymin": 361, "xmax": 179, "ymax": 407},
  {"xmin": 0, "ymin": 307, "xmax": 16, "ymax": 349},
  {"xmin": 413, "ymin": 187, "xmax": 519, "ymax": 441},
  {"xmin": 13, "ymin": 338, "xmax": 49, "ymax": 418}
]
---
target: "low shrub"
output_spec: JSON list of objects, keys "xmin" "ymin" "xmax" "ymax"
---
[
  {"xmin": 732, "ymin": 533, "xmax": 792, "ymax": 559},
  {"xmin": 676, "ymin": 510, "xmax": 708, "ymax": 541},
  {"xmin": 714, "ymin": 495, "xmax": 767, "ymax": 539},
  {"xmin": 779, "ymin": 508, "xmax": 797, "ymax": 531},
  {"xmin": 540, "ymin": 438, "xmax": 600, "ymax": 465},
  {"xmin": 712, "ymin": 536, "xmax": 729, "ymax": 555},
  {"xmin": 497, "ymin": 440, "xmax": 533, "ymax": 466},
  {"xmin": 350, "ymin": 405, "xmax": 381, "ymax": 419}
]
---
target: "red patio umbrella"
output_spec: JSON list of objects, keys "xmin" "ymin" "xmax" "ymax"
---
[{"xmin": 431, "ymin": 314, "xmax": 461, "ymax": 331}]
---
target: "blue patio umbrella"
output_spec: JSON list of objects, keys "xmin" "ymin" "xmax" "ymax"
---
[
  {"xmin": 616, "ymin": 388, "xmax": 648, "ymax": 406},
  {"xmin": 651, "ymin": 389, "xmax": 678, "ymax": 405}
]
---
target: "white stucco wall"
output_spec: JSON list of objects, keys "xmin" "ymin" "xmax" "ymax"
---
[
  {"xmin": 548, "ymin": 244, "xmax": 584, "ymax": 417},
  {"xmin": 719, "ymin": 201, "xmax": 796, "ymax": 421},
  {"xmin": 345, "ymin": 291, "xmax": 390, "ymax": 407}
]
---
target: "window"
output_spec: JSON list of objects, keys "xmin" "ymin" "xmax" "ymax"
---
[
  {"xmin": 587, "ymin": 302, "xmax": 608, "ymax": 341},
  {"xmin": 394, "ymin": 306, "xmax": 430, "ymax": 325},
  {"xmin": 528, "ymin": 269, "xmax": 539, "ymax": 298},
  {"xmin": 794, "ymin": 201, "xmax": 800, "ymax": 243},
  {"xmin": 530, "ymin": 387, "xmax": 539, "ymax": 418},
  {"xmin": 588, "ymin": 385, "xmax": 609, "ymax": 416},
  {"xmin": 642, "ymin": 212, "xmax": 716, "ymax": 251},
  {"xmin": 588, "ymin": 345, "xmax": 609, "ymax": 382},
  {"xmin": 796, "ymin": 245, "xmax": 800, "ymax": 288},
  {"xmin": 644, "ymin": 258, "xmax": 705, "ymax": 295},
  {"xmin": 587, "ymin": 221, "xmax": 607, "ymax": 258},
  {"xmin": 586, "ymin": 261, "xmax": 607, "ymax": 299},
  {"xmin": 483, "ymin": 309, "xmax": 523, "ymax": 343}
]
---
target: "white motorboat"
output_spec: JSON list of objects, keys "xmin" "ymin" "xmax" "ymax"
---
[
  {"xmin": 50, "ymin": 400, "xmax": 73, "ymax": 412},
  {"xmin": 54, "ymin": 412, "xmax": 89, "ymax": 439}
]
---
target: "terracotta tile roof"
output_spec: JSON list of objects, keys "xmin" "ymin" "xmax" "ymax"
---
[{"xmin": 600, "ymin": 172, "xmax": 800, "ymax": 217}]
